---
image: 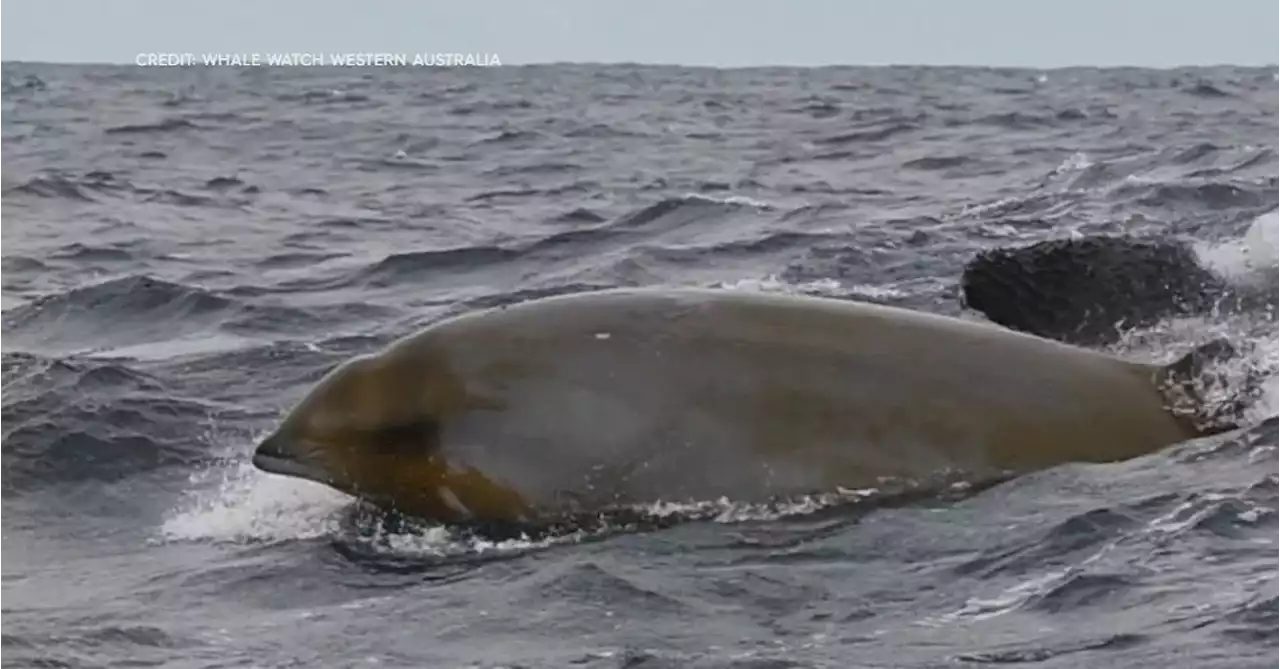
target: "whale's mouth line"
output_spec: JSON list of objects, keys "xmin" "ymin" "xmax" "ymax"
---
[
  {"xmin": 252, "ymin": 432, "xmax": 335, "ymax": 485},
  {"xmin": 252, "ymin": 450, "xmax": 330, "ymax": 485}
]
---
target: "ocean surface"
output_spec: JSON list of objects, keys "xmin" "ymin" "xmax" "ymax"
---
[{"xmin": 2, "ymin": 62, "xmax": 1278, "ymax": 669}]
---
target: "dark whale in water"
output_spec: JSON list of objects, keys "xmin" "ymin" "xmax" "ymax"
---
[{"xmin": 960, "ymin": 235, "xmax": 1276, "ymax": 346}]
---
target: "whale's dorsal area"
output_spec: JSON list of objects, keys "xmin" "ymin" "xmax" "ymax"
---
[{"xmin": 960, "ymin": 236, "xmax": 1229, "ymax": 346}]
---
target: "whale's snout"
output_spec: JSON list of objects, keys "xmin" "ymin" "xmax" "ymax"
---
[
  {"xmin": 253, "ymin": 433, "xmax": 287, "ymax": 463},
  {"xmin": 252, "ymin": 433, "xmax": 330, "ymax": 484}
]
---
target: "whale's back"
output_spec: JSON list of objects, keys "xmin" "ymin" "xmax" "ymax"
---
[{"xmin": 393, "ymin": 288, "xmax": 1192, "ymax": 508}]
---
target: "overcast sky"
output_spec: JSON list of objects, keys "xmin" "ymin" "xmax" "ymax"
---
[{"xmin": 3, "ymin": 0, "xmax": 1277, "ymax": 68}]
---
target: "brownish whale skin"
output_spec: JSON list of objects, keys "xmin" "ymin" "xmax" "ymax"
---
[{"xmin": 252, "ymin": 287, "xmax": 1233, "ymax": 524}]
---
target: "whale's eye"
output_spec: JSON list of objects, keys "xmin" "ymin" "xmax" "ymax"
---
[{"xmin": 368, "ymin": 419, "xmax": 440, "ymax": 455}]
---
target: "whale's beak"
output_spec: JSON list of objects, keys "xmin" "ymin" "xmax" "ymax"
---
[{"xmin": 252, "ymin": 433, "xmax": 329, "ymax": 483}]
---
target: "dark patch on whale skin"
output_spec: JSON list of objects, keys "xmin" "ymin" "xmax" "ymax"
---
[{"xmin": 960, "ymin": 236, "xmax": 1230, "ymax": 346}]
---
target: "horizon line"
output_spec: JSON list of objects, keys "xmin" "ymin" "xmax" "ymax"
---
[{"xmin": 2, "ymin": 56, "xmax": 1278, "ymax": 71}]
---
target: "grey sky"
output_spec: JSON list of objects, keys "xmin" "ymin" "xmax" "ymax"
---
[{"xmin": 3, "ymin": 0, "xmax": 1277, "ymax": 68}]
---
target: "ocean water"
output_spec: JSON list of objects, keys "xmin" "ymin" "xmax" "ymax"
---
[{"xmin": 1, "ymin": 63, "xmax": 1277, "ymax": 669}]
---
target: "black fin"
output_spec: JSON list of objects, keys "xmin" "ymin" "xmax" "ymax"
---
[
  {"xmin": 960, "ymin": 236, "xmax": 1229, "ymax": 346},
  {"xmin": 1154, "ymin": 338, "xmax": 1254, "ymax": 437}
]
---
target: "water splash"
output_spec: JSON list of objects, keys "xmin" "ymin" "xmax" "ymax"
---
[
  {"xmin": 712, "ymin": 273, "xmax": 910, "ymax": 302},
  {"xmin": 714, "ymin": 274, "xmax": 843, "ymax": 296},
  {"xmin": 1241, "ymin": 210, "xmax": 1278, "ymax": 273},
  {"xmin": 1196, "ymin": 209, "xmax": 1279, "ymax": 282},
  {"xmin": 158, "ymin": 455, "xmax": 350, "ymax": 545}
]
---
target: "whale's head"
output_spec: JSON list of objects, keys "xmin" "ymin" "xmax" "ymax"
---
[{"xmin": 251, "ymin": 349, "xmax": 526, "ymax": 523}]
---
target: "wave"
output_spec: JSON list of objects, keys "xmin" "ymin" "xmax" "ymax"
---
[
  {"xmin": 484, "ymin": 162, "xmax": 582, "ymax": 177},
  {"xmin": 47, "ymin": 242, "xmax": 136, "ymax": 263},
  {"xmin": 204, "ymin": 176, "xmax": 246, "ymax": 190},
  {"xmin": 1, "ymin": 275, "xmax": 395, "ymax": 355},
  {"xmin": 969, "ymin": 111, "xmax": 1058, "ymax": 130},
  {"xmin": 473, "ymin": 129, "xmax": 543, "ymax": 145},
  {"xmin": 1, "ymin": 623, "xmax": 196, "ymax": 669},
  {"xmin": 464, "ymin": 187, "xmax": 543, "ymax": 202},
  {"xmin": 815, "ymin": 121, "xmax": 919, "ymax": 145},
  {"xmin": 547, "ymin": 207, "xmax": 606, "ymax": 224},
  {"xmin": 954, "ymin": 506, "xmax": 1140, "ymax": 579},
  {"xmin": 1, "ymin": 255, "xmax": 50, "ymax": 273},
  {"xmin": 651, "ymin": 230, "xmax": 842, "ymax": 262},
  {"xmin": 3, "ymin": 275, "xmax": 231, "ymax": 333},
  {"xmin": 253, "ymin": 251, "xmax": 350, "ymax": 270},
  {"xmin": 140, "ymin": 189, "xmax": 221, "ymax": 207},
  {"xmin": 349, "ymin": 246, "xmax": 520, "ymax": 289},
  {"xmin": 103, "ymin": 118, "xmax": 198, "ymax": 134},
  {"xmin": 1, "ymin": 73, "xmax": 46, "ymax": 94},
  {"xmin": 1, "ymin": 353, "xmax": 222, "ymax": 495},
  {"xmin": 351, "ymin": 156, "xmax": 440, "ymax": 173},
  {"xmin": 2, "ymin": 171, "xmax": 258, "ymax": 209},
  {"xmin": 270, "ymin": 195, "xmax": 775, "ymax": 293},
  {"xmin": 0, "ymin": 273, "xmax": 235, "ymax": 355},
  {"xmin": 4, "ymin": 174, "xmax": 98, "ymax": 201},
  {"xmin": 1184, "ymin": 82, "xmax": 1233, "ymax": 98},
  {"xmin": 448, "ymin": 98, "xmax": 534, "ymax": 116},
  {"xmin": 902, "ymin": 155, "xmax": 971, "ymax": 171},
  {"xmin": 1127, "ymin": 181, "xmax": 1271, "ymax": 210},
  {"xmin": 2, "ymin": 172, "xmax": 130, "ymax": 201},
  {"xmin": 144, "ymin": 339, "xmax": 374, "ymax": 408}
]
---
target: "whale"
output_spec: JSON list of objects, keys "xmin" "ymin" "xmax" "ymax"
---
[
  {"xmin": 961, "ymin": 235, "xmax": 1278, "ymax": 346},
  {"xmin": 252, "ymin": 287, "xmax": 1242, "ymax": 525}
]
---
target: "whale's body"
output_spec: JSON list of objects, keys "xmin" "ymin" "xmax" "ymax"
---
[
  {"xmin": 961, "ymin": 235, "xmax": 1278, "ymax": 346},
  {"xmin": 253, "ymin": 287, "xmax": 1231, "ymax": 524}
]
